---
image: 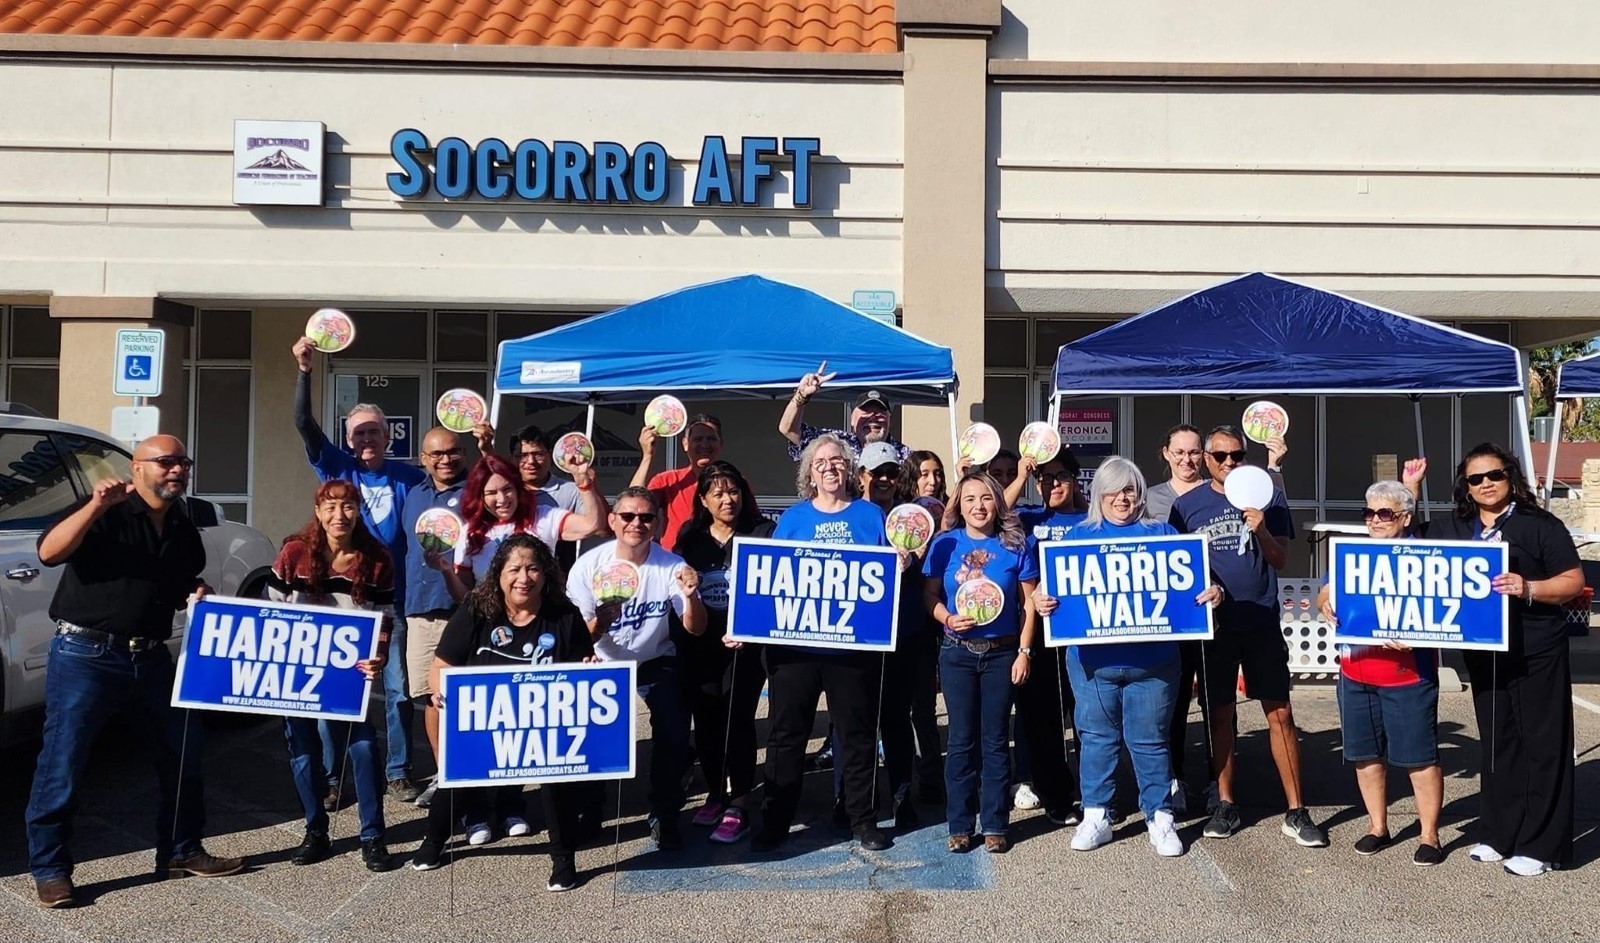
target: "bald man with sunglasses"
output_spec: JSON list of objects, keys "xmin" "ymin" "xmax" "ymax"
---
[{"xmin": 1168, "ymin": 425, "xmax": 1326, "ymax": 849}]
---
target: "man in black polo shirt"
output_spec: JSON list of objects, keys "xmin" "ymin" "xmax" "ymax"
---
[{"xmin": 25, "ymin": 435, "xmax": 243, "ymax": 908}]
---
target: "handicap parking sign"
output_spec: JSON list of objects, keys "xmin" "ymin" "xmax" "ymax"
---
[
  {"xmin": 113, "ymin": 329, "xmax": 164, "ymax": 397},
  {"xmin": 124, "ymin": 356, "xmax": 152, "ymax": 381}
]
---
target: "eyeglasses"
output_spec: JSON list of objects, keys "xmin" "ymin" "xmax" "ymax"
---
[
  {"xmin": 1167, "ymin": 449, "xmax": 1203, "ymax": 460},
  {"xmin": 139, "ymin": 455, "xmax": 194, "ymax": 470},
  {"xmin": 1034, "ymin": 471, "xmax": 1071, "ymax": 484},
  {"xmin": 422, "ymin": 448, "xmax": 464, "ymax": 459},
  {"xmin": 1362, "ymin": 507, "xmax": 1404, "ymax": 522},
  {"xmin": 1465, "ymin": 468, "xmax": 1510, "ymax": 487},
  {"xmin": 1208, "ymin": 450, "xmax": 1248, "ymax": 465},
  {"xmin": 867, "ymin": 466, "xmax": 901, "ymax": 481},
  {"xmin": 810, "ymin": 457, "xmax": 848, "ymax": 471},
  {"xmin": 516, "ymin": 451, "xmax": 547, "ymax": 464},
  {"xmin": 616, "ymin": 511, "xmax": 658, "ymax": 524}
]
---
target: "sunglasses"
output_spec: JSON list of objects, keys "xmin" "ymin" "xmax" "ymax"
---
[
  {"xmin": 1465, "ymin": 468, "xmax": 1510, "ymax": 487},
  {"xmin": 1362, "ymin": 507, "xmax": 1405, "ymax": 523},
  {"xmin": 616, "ymin": 511, "xmax": 658, "ymax": 524},
  {"xmin": 866, "ymin": 466, "xmax": 901, "ymax": 481},
  {"xmin": 1034, "ymin": 471, "xmax": 1072, "ymax": 484},
  {"xmin": 1208, "ymin": 450, "xmax": 1248, "ymax": 464},
  {"xmin": 810, "ymin": 458, "xmax": 849, "ymax": 471},
  {"xmin": 139, "ymin": 455, "xmax": 194, "ymax": 470}
]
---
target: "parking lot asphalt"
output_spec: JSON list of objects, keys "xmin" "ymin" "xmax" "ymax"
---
[{"xmin": 3, "ymin": 681, "xmax": 1599, "ymax": 943}]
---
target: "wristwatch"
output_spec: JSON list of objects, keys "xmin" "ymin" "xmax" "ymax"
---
[{"xmin": 1019, "ymin": 647, "xmax": 1034, "ymax": 658}]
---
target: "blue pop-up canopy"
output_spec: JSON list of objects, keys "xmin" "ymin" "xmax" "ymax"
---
[
  {"xmin": 493, "ymin": 274, "xmax": 956, "ymax": 405},
  {"xmin": 1556, "ymin": 351, "xmax": 1600, "ymax": 399},
  {"xmin": 1052, "ymin": 272, "xmax": 1524, "ymax": 396}
]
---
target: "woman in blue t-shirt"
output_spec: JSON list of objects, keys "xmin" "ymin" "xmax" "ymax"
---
[
  {"xmin": 923, "ymin": 472, "xmax": 1039, "ymax": 854},
  {"xmin": 753, "ymin": 435, "xmax": 891, "ymax": 854},
  {"xmin": 1034, "ymin": 457, "xmax": 1220, "ymax": 858}
]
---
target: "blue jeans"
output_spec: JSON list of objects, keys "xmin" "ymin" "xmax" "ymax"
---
[
  {"xmin": 939, "ymin": 639, "xmax": 1015, "ymax": 837},
  {"xmin": 286, "ymin": 717, "xmax": 386, "ymax": 841},
  {"xmin": 26, "ymin": 633, "xmax": 206, "ymax": 880},
  {"xmin": 637, "ymin": 655, "xmax": 690, "ymax": 821},
  {"xmin": 1066, "ymin": 648, "xmax": 1179, "ymax": 818}
]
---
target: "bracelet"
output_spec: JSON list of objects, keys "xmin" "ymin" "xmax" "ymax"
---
[
  {"xmin": 577, "ymin": 480, "xmax": 593, "ymax": 492},
  {"xmin": 794, "ymin": 393, "xmax": 809, "ymax": 406},
  {"xmin": 1524, "ymin": 582, "xmax": 1535, "ymax": 605}
]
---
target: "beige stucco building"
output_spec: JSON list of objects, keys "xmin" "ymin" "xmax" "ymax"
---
[{"xmin": 0, "ymin": 0, "xmax": 1596, "ymax": 578}]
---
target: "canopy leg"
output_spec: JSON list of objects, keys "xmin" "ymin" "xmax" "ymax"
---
[
  {"xmin": 1512, "ymin": 394, "xmax": 1536, "ymax": 503},
  {"xmin": 1411, "ymin": 395, "xmax": 1430, "ymax": 522},
  {"xmin": 1544, "ymin": 400, "xmax": 1565, "ymax": 505},
  {"xmin": 585, "ymin": 400, "xmax": 596, "ymax": 440},
  {"xmin": 489, "ymin": 392, "xmax": 503, "ymax": 437},
  {"xmin": 947, "ymin": 388, "xmax": 959, "ymax": 470}
]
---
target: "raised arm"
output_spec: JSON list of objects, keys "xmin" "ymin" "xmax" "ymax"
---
[
  {"xmin": 559, "ymin": 458, "xmax": 608, "ymax": 541},
  {"xmin": 39, "ymin": 478, "xmax": 130, "ymax": 566},
  {"xmin": 1003, "ymin": 455, "xmax": 1035, "ymax": 510},
  {"xmin": 629, "ymin": 426, "xmax": 657, "ymax": 490},
  {"xmin": 291, "ymin": 339, "xmax": 331, "ymax": 463},
  {"xmin": 778, "ymin": 361, "xmax": 834, "ymax": 447}
]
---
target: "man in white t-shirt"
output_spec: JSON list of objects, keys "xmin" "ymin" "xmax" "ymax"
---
[{"xmin": 569, "ymin": 487, "xmax": 706, "ymax": 851}]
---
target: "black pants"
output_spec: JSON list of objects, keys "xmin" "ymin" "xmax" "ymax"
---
[
  {"xmin": 882, "ymin": 629, "xmax": 943, "ymax": 802},
  {"xmin": 1012, "ymin": 646, "xmax": 1077, "ymax": 813},
  {"xmin": 1169, "ymin": 641, "xmax": 1205, "ymax": 783},
  {"xmin": 424, "ymin": 783, "xmax": 585, "ymax": 856},
  {"xmin": 760, "ymin": 647, "xmax": 881, "ymax": 832},
  {"xmin": 1464, "ymin": 644, "xmax": 1575, "ymax": 866},
  {"xmin": 679, "ymin": 639, "xmax": 768, "ymax": 803}
]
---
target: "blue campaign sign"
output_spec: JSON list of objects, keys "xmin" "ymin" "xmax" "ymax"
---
[
  {"xmin": 1329, "ymin": 537, "xmax": 1509, "ymax": 651},
  {"xmin": 437, "ymin": 662, "xmax": 637, "ymax": 788},
  {"xmin": 171, "ymin": 595, "xmax": 382, "ymax": 721},
  {"xmin": 1039, "ymin": 534, "xmax": 1213, "ymax": 647},
  {"xmin": 726, "ymin": 537, "xmax": 901, "ymax": 652}
]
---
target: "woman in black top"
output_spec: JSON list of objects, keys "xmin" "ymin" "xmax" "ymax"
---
[
  {"xmin": 673, "ymin": 461, "xmax": 775, "ymax": 844},
  {"xmin": 1420, "ymin": 444, "xmax": 1583, "ymax": 875},
  {"xmin": 412, "ymin": 534, "xmax": 595, "ymax": 892}
]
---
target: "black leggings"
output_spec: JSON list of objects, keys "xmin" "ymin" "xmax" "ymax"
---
[{"xmin": 679, "ymin": 642, "xmax": 768, "ymax": 803}]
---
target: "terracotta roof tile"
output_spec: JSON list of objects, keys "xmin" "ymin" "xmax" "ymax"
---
[{"xmin": 0, "ymin": 0, "xmax": 897, "ymax": 52}]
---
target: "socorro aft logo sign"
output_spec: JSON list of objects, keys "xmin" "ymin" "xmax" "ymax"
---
[
  {"xmin": 244, "ymin": 148, "xmax": 310, "ymax": 172},
  {"xmin": 233, "ymin": 119, "xmax": 325, "ymax": 207}
]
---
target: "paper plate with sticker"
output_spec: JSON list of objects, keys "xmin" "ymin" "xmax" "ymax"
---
[
  {"xmin": 413, "ymin": 508, "xmax": 463, "ymax": 554},
  {"xmin": 435, "ymin": 388, "xmax": 488, "ymax": 434},
  {"xmin": 957, "ymin": 423, "xmax": 1001, "ymax": 465},
  {"xmin": 1017, "ymin": 422, "xmax": 1062, "ymax": 464},
  {"xmin": 1240, "ymin": 400, "xmax": 1289, "ymax": 444},
  {"xmin": 954, "ymin": 578, "xmax": 1005, "ymax": 626},
  {"xmin": 305, "ymin": 308, "xmax": 356, "ymax": 353},
  {"xmin": 552, "ymin": 432, "xmax": 595, "ymax": 473},
  {"xmin": 886, "ymin": 503, "xmax": 937, "ymax": 554},
  {"xmin": 591, "ymin": 559, "xmax": 641, "ymax": 605},
  {"xmin": 914, "ymin": 495, "xmax": 946, "ymax": 522},
  {"xmin": 644, "ymin": 395, "xmax": 688, "ymax": 437}
]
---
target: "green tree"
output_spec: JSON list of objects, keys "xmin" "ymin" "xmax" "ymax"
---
[{"xmin": 1529, "ymin": 342, "xmax": 1593, "ymax": 436}]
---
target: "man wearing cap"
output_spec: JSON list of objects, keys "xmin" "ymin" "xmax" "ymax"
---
[
  {"xmin": 630, "ymin": 413, "xmax": 725, "ymax": 552},
  {"xmin": 778, "ymin": 365, "xmax": 910, "ymax": 463}
]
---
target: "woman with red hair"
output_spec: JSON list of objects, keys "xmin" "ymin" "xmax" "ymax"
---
[
  {"xmin": 443, "ymin": 452, "xmax": 593, "ymax": 601},
  {"xmin": 267, "ymin": 480, "xmax": 395, "ymax": 872}
]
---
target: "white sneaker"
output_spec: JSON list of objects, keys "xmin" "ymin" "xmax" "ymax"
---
[
  {"xmin": 1504, "ymin": 855, "xmax": 1554, "ymax": 877},
  {"xmin": 1168, "ymin": 780, "xmax": 1188, "ymax": 817},
  {"xmin": 1469, "ymin": 843, "xmax": 1504, "ymax": 863},
  {"xmin": 1147, "ymin": 811, "xmax": 1184, "ymax": 857},
  {"xmin": 1070, "ymin": 808, "xmax": 1113, "ymax": 851},
  {"xmin": 466, "ymin": 823, "xmax": 492, "ymax": 846},
  {"xmin": 1011, "ymin": 783, "xmax": 1041, "ymax": 811},
  {"xmin": 503, "ymin": 816, "xmax": 531, "ymax": 838}
]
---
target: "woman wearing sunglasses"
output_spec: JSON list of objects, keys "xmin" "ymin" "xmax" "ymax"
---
[
  {"xmin": 1413, "ymin": 444, "xmax": 1583, "ymax": 876},
  {"xmin": 1316, "ymin": 477, "xmax": 1444, "ymax": 866}
]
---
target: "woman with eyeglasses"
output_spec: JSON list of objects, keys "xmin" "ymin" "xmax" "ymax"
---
[
  {"xmin": 413, "ymin": 534, "xmax": 595, "ymax": 891},
  {"xmin": 924, "ymin": 471, "xmax": 1040, "ymax": 854},
  {"xmin": 672, "ymin": 461, "xmax": 775, "ymax": 844},
  {"xmin": 1316, "ymin": 476, "xmax": 1444, "ymax": 866},
  {"xmin": 267, "ymin": 480, "xmax": 395, "ymax": 873},
  {"xmin": 1035, "ymin": 458, "xmax": 1221, "ymax": 856},
  {"xmin": 1413, "ymin": 444, "xmax": 1583, "ymax": 876},
  {"xmin": 753, "ymin": 434, "xmax": 891, "ymax": 854},
  {"xmin": 444, "ymin": 453, "xmax": 574, "ymax": 601}
]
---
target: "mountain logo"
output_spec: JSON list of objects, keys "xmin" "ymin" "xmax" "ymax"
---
[{"xmin": 245, "ymin": 149, "xmax": 309, "ymax": 171}]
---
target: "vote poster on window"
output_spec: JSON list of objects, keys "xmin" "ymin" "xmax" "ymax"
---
[
  {"xmin": 726, "ymin": 537, "xmax": 901, "ymax": 652},
  {"xmin": 1040, "ymin": 534, "xmax": 1214, "ymax": 647},
  {"xmin": 437, "ymin": 662, "xmax": 637, "ymax": 787},
  {"xmin": 172, "ymin": 596, "xmax": 382, "ymax": 721},
  {"xmin": 1329, "ymin": 538, "xmax": 1509, "ymax": 651}
]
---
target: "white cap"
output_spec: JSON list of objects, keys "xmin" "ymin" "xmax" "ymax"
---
[{"xmin": 857, "ymin": 441, "xmax": 900, "ymax": 471}]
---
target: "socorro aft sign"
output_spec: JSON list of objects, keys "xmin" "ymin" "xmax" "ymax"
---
[
  {"xmin": 437, "ymin": 663, "xmax": 637, "ymax": 787},
  {"xmin": 1328, "ymin": 537, "xmax": 1509, "ymax": 651},
  {"xmin": 172, "ymin": 596, "xmax": 382, "ymax": 722},
  {"xmin": 1039, "ymin": 534, "xmax": 1214, "ymax": 647},
  {"xmin": 726, "ymin": 537, "xmax": 901, "ymax": 652}
]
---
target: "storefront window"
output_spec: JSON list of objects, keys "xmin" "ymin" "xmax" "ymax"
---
[
  {"xmin": 8, "ymin": 366, "xmax": 57, "ymax": 418},
  {"xmin": 340, "ymin": 310, "xmax": 427, "ymax": 361},
  {"xmin": 196, "ymin": 309, "xmax": 251, "ymax": 360},
  {"xmin": 1131, "ymin": 396, "xmax": 1183, "ymax": 486},
  {"xmin": 1459, "ymin": 394, "xmax": 1514, "ymax": 461},
  {"xmin": 1325, "ymin": 395, "xmax": 1451, "ymax": 502},
  {"xmin": 10, "ymin": 306, "xmax": 59, "ymax": 359},
  {"xmin": 985, "ymin": 319, "xmax": 1027, "ymax": 368},
  {"xmin": 436, "ymin": 311, "xmax": 488, "ymax": 363},
  {"xmin": 984, "ymin": 375, "xmax": 1030, "ymax": 447},
  {"xmin": 1033, "ymin": 319, "xmax": 1110, "ymax": 368},
  {"xmin": 193, "ymin": 368, "xmax": 251, "ymax": 500},
  {"xmin": 1190, "ymin": 394, "xmax": 1318, "ymax": 502},
  {"xmin": 495, "ymin": 312, "xmax": 583, "ymax": 346}
]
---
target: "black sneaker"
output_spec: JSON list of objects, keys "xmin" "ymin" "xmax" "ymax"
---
[
  {"xmin": 854, "ymin": 824, "xmax": 890, "ymax": 851},
  {"xmin": 808, "ymin": 743, "xmax": 835, "ymax": 772},
  {"xmin": 410, "ymin": 840, "xmax": 444, "ymax": 871},
  {"xmin": 1413, "ymin": 842, "xmax": 1444, "ymax": 867},
  {"xmin": 1282, "ymin": 808, "xmax": 1329, "ymax": 848},
  {"xmin": 750, "ymin": 826, "xmax": 789, "ymax": 852},
  {"xmin": 361, "ymin": 839, "xmax": 392, "ymax": 872},
  {"xmin": 650, "ymin": 816, "xmax": 683, "ymax": 851},
  {"xmin": 1202, "ymin": 801, "xmax": 1242, "ymax": 839},
  {"xmin": 1045, "ymin": 804, "xmax": 1081, "ymax": 826},
  {"xmin": 893, "ymin": 797, "xmax": 920, "ymax": 830},
  {"xmin": 291, "ymin": 831, "xmax": 331, "ymax": 866},
  {"xmin": 386, "ymin": 777, "xmax": 423, "ymax": 803},
  {"xmin": 547, "ymin": 854, "xmax": 579, "ymax": 892},
  {"xmin": 832, "ymin": 798, "xmax": 849, "ymax": 829},
  {"xmin": 1353, "ymin": 832, "xmax": 1391, "ymax": 856}
]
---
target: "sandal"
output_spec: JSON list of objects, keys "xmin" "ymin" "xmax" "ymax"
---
[
  {"xmin": 984, "ymin": 835, "xmax": 1010, "ymax": 854},
  {"xmin": 947, "ymin": 834, "xmax": 972, "ymax": 853}
]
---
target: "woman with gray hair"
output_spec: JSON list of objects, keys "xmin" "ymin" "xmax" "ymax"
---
[
  {"xmin": 752, "ymin": 434, "xmax": 893, "ymax": 853},
  {"xmin": 1316, "ymin": 478, "xmax": 1444, "ymax": 866},
  {"xmin": 1034, "ymin": 457, "xmax": 1221, "ymax": 857}
]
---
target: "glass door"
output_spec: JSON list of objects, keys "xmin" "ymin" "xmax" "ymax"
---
[{"xmin": 327, "ymin": 369, "xmax": 427, "ymax": 462}]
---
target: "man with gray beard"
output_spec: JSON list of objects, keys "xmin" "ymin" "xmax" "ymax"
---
[{"xmin": 777, "ymin": 363, "xmax": 909, "ymax": 463}]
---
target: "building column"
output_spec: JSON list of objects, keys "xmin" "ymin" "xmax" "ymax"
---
[
  {"xmin": 253, "ymin": 306, "xmax": 323, "ymax": 541},
  {"xmin": 49, "ymin": 296, "xmax": 191, "ymax": 442},
  {"xmin": 897, "ymin": 0, "xmax": 1001, "ymax": 469}
]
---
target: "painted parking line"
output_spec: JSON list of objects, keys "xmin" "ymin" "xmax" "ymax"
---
[{"xmin": 616, "ymin": 823, "xmax": 996, "ymax": 894}]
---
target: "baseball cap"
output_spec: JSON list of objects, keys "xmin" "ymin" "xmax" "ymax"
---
[
  {"xmin": 853, "ymin": 390, "xmax": 889, "ymax": 412},
  {"xmin": 857, "ymin": 441, "xmax": 900, "ymax": 471}
]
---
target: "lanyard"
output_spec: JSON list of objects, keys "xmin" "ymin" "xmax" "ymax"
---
[{"xmin": 1475, "ymin": 502, "xmax": 1515, "ymax": 542}]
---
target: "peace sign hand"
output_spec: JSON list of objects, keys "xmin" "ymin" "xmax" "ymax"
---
[{"xmin": 795, "ymin": 361, "xmax": 837, "ymax": 400}]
